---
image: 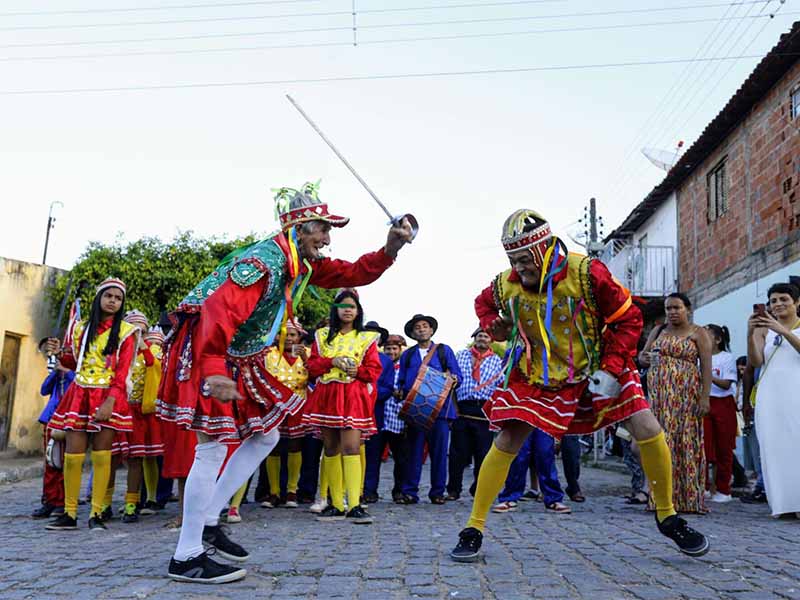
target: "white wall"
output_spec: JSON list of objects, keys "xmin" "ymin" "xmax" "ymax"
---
[
  {"xmin": 693, "ymin": 258, "xmax": 800, "ymax": 357},
  {"xmin": 634, "ymin": 192, "xmax": 677, "ymax": 248}
]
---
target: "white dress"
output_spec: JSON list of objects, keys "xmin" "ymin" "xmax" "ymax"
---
[{"xmin": 755, "ymin": 327, "xmax": 800, "ymax": 516}]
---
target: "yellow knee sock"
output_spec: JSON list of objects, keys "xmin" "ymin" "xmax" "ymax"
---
[
  {"xmin": 230, "ymin": 480, "xmax": 248, "ymax": 510},
  {"xmin": 91, "ymin": 450, "xmax": 112, "ymax": 518},
  {"xmin": 63, "ymin": 453, "xmax": 85, "ymax": 519},
  {"xmin": 142, "ymin": 457, "xmax": 159, "ymax": 503},
  {"xmin": 638, "ymin": 431, "xmax": 676, "ymax": 522},
  {"xmin": 266, "ymin": 455, "xmax": 281, "ymax": 496},
  {"xmin": 466, "ymin": 444, "xmax": 516, "ymax": 532},
  {"xmin": 287, "ymin": 451, "xmax": 302, "ymax": 494},
  {"xmin": 318, "ymin": 455, "xmax": 329, "ymax": 499},
  {"xmin": 359, "ymin": 444, "xmax": 366, "ymax": 497},
  {"xmin": 343, "ymin": 454, "xmax": 362, "ymax": 511},
  {"xmin": 324, "ymin": 454, "xmax": 344, "ymax": 511}
]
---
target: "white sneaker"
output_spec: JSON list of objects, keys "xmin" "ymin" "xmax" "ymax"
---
[
  {"xmin": 703, "ymin": 490, "xmax": 712, "ymax": 499},
  {"xmin": 711, "ymin": 492, "xmax": 732, "ymax": 503},
  {"xmin": 309, "ymin": 499, "xmax": 328, "ymax": 514}
]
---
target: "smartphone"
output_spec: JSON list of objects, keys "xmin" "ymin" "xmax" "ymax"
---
[{"xmin": 753, "ymin": 303, "xmax": 766, "ymax": 316}]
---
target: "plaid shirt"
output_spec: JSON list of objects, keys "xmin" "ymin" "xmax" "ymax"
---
[
  {"xmin": 455, "ymin": 348, "xmax": 503, "ymax": 403},
  {"xmin": 383, "ymin": 362, "xmax": 405, "ymax": 434}
]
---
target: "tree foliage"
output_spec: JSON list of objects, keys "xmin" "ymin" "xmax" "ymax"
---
[{"xmin": 47, "ymin": 232, "xmax": 336, "ymax": 333}]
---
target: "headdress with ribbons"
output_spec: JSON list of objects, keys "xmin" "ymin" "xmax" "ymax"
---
[{"xmin": 96, "ymin": 277, "xmax": 126, "ymax": 297}]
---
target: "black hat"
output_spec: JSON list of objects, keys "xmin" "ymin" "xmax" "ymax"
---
[
  {"xmin": 471, "ymin": 326, "xmax": 488, "ymax": 338},
  {"xmin": 404, "ymin": 314, "xmax": 438, "ymax": 340},
  {"xmin": 364, "ymin": 321, "xmax": 389, "ymax": 346}
]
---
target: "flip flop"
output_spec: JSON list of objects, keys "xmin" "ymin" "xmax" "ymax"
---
[
  {"xmin": 569, "ymin": 493, "xmax": 586, "ymax": 503},
  {"xmin": 545, "ymin": 502, "xmax": 572, "ymax": 514},
  {"xmin": 625, "ymin": 494, "xmax": 648, "ymax": 505}
]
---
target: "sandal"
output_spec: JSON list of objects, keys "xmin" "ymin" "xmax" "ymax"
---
[
  {"xmin": 625, "ymin": 493, "xmax": 648, "ymax": 505},
  {"xmin": 569, "ymin": 493, "xmax": 586, "ymax": 503},
  {"xmin": 545, "ymin": 502, "xmax": 572, "ymax": 514}
]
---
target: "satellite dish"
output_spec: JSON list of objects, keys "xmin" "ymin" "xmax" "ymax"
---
[{"xmin": 642, "ymin": 141, "xmax": 684, "ymax": 172}]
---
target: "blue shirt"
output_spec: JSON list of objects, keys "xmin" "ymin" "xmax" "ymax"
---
[
  {"xmin": 455, "ymin": 348, "xmax": 503, "ymax": 403},
  {"xmin": 373, "ymin": 352, "xmax": 395, "ymax": 431},
  {"xmin": 39, "ymin": 369, "xmax": 75, "ymax": 424},
  {"xmin": 397, "ymin": 342, "xmax": 463, "ymax": 421}
]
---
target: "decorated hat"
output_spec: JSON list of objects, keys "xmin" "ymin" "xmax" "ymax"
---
[
  {"xmin": 96, "ymin": 277, "xmax": 126, "ymax": 297},
  {"xmin": 144, "ymin": 325, "xmax": 165, "ymax": 345},
  {"xmin": 286, "ymin": 317, "xmax": 307, "ymax": 335},
  {"xmin": 384, "ymin": 334, "xmax": 407, "ymax": 348},
  {"xmin": 123, "ymin": 309, "xmax": 149, "ymax": 329},
  {"xmin": 404, "ymin": 314, "xmax": 438, "ymax": 340},
  {"xmin": 501, "ymin": 209, "xmax": 553, "ymax": 264},
  {"xmin": 274, "ymin": 181, "xmax": 349, "ymax": 231},
  {"xmin": 364, "ymin": 321, "xmax": 389, "ymax": 346}
]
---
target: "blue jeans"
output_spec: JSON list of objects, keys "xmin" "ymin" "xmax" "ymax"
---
[
  {"xmin": 498, "ymin": 429, "xmax": 564, "ymax": 505},
  {"xmin": 402, "ymin": 420, "xmax": 450, "ymax": 500}
]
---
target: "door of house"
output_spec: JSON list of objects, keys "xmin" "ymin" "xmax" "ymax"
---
[{"xmin": 0, "ymin": 334, "xmax": 22, "ymax": 451}]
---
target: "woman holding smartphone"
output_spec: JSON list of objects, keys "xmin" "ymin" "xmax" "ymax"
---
[
  {"xmin": 639, "ymin": 293, "xmax": 712, "ymax": 514},
  {"xmin": 747, "ymin": 283, "xmax": 800, "ymax": 518}
]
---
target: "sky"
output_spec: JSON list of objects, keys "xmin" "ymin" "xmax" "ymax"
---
[{"xmin": 1, "ymin": 0, "xmax": 797, "ymax": 347}]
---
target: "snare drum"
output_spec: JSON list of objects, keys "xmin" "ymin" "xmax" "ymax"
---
[{"xmin": 399, "ymin": 365, "xmax": 454, "ymax": 431}]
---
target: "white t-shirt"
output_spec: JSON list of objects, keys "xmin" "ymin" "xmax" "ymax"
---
[{"xmin": 710, "ymin": 351, "xmax": 737, "ymax": 398}]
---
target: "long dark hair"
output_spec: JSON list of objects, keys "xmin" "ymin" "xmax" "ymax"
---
[
  {"xmin": 736, "ymin": 355, "xmax": 746, "ymax": 382},
  {"xmin": 706, "ymin": 323, "xmax": 730, "ymax": 352},
  {"xmin": 84, "ymin": 288, "xmax": 126, "ymax": 356},
  {"xmin": 327, "ymin": 289, "xmax": 364, "ymax": 344}
]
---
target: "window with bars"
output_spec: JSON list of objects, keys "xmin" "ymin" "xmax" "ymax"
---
[
  {"xmin": 707, "ymin": 159, "xmax": 728, "ymax": 222},
  {"xmin": 792, "ymin": 87, "xmax": 800, "ymax": 119}
]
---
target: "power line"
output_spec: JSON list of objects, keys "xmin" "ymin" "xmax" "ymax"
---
[
  {"xmin": 4, "ymin": 52, "xmax": 798, "ymax": 96},
  {"xmin": 0, "ymin": 0, "xmax": 565, "ymax": 18},
  {"xmin": 3, "ymin": 13, "xmax": 789, "ymax": 62},
  {"xmin": 0, "ymin": 0, "xmax": 771, "ymax": 32}
]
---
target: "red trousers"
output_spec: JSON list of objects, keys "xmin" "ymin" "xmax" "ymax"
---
[
  {"xmin": 42, "ymin": 428, "xmax": 64, "ymax": 507},
  {"xmin": 703, "ymin": 395, "xmax": 737, "ymax": 495}
]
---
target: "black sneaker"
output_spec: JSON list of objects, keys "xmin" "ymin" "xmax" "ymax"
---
[
  {"xmin": 45, "ymin": 513, "xmax": 78, "ymax": 531},
  {"xmin": 167, "ymin": 550, "xmax": 247, "ymax": 584},
  {"xmin": 315, "ymin": 505, "xmax": 346, "ymax": 522},
  {"xmin": 202, "ymin": 525, "xmax": 249, "ymax": 562},
  {"xmin": 100, "ymin": 506, "xmax": 113, "ymax": 522},
  {"xmin": 88, "ymin": 515, "xmax": 108, "ymax": 531},
  {"xmin": 31, "ymin": 503, "xmax": 57, "ymax": 519},
  {"xmin": 51, "ymin": 506, "xmax": 65, "ymax": 517},
  {"xmin": 346, "ymin": 505, "xmax": 374, "ymax": 524},
  {"xmin": 656, "ymin": 514, "xmax": 710, "ymax": 557},
  {"xmin": 740, "ymin": 490, "xmax": 767, "ymax": 504},
  {"xmin": 139, "ymin": 500, "xmax": 159, "ymax": 516},
  {"xmin": 121, "ymin": 503, "xmax": 139, "ymax": 523},
  {"xmin": 450, "ymin": 527, "xmax": 483, "ymax": 562}
]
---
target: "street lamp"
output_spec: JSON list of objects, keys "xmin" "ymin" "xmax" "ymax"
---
[{"xmin": 42, "ymin": 201, "xmax": 64, "ymax": 265}]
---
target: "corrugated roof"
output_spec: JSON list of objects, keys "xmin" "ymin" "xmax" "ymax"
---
[{"xmin": 606, "ymin": 21, "xmax": 800, "ymax": 241}]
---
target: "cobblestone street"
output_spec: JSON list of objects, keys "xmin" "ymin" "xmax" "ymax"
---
[{"xmin": 1, "ymin": 462, "xmax": 799, "ymax": 599}]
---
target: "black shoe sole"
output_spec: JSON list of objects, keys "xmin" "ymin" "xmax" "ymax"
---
[
  {"xmin": 168, "ymin": 568, "xmax": 247, "ymax": 584},
  {"xmin": 202, "ymin": 544, "xmax": 249, "ymax": 563},
  {"xmin": 677, "ymin": 538, "xmax": 710, "ymax": 557},
  {"xmin": 450, "ymin": 551, "xmax": 481, "ymax": 563},
  {"xmin": 347, "ymin": 516, "xmax": 374, "ymax": 524},
  {"xmin": 45, "ymin": 524, "xmax": 78, "ymax": 531}
]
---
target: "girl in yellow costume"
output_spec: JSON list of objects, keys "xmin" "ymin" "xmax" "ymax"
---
[
  {"xmin": 303, "ymin": 289, "xmax": 382, "ymax": 524},
  {"xmin": 46, "ymin": 278, "xmax": 139, "ymax": 531},
  {"xmin": 261, "ymin": 318, "xmax": 310, "ymax": 510}
]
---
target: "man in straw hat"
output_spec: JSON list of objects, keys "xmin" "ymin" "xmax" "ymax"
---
[
  {"xmin": 450, "ymin": 209, "xmax": 709, "ymax": 562},
  {"xmin": 158, "ymin": 182, "xmax": 413, "ymax": 583}
]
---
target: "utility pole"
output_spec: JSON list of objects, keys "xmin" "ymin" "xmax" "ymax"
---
[
  {"xmin": 580, "ymin": 197, "xmax": 605, "ymax": 257},
  {"xmin": 42, "ymin": 201, "xmax": 63, "ymax": 265}
]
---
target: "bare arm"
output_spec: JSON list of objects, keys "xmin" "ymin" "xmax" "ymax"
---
[
  {"xmin": 638, "ymin": 325, "xmax": 661, "ymax": 367},
  {"xmin": 694, "ymin": 327, "xmax": 713, "ymax": 417},
  {"xmin": 747, "ymin": 314, "xmax": 767, "ymax": 369}
]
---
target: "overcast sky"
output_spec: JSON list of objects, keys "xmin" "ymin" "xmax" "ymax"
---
[{"xmin": 2, "ymin": 0, "xmax": 796, "ymax": 346}]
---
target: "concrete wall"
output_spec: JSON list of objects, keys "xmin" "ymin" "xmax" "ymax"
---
[
  {"xmin": 634, "ymin": 192, "xmax": 678, "ymax": 248},
  {"xmin": 0, "ymin": 258, "xmax": 66, "ymax": 454},
  {"xmin": 679, "ymin": 60, "xmax": 800, "ymax": 308},
  {"xmin": 693, "ymin": 257, "xmax": 800, "ymax": 357}
]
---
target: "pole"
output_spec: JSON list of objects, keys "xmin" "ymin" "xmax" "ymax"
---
[{"xmin": 589, "ymin": 198, "xmax": 598, "ymax": 246}]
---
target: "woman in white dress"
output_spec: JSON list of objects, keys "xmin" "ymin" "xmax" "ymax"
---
[{"xmin": 747, "ymin": 283, "xmax": 800, "ymax": 517}]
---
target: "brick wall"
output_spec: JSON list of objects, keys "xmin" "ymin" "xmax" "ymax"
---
[{"xmin": 678, "ymin": 59, "xmax": 800, "ymax": 306}]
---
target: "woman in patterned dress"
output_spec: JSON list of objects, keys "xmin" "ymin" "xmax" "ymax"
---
[{"xmin": 640, "ymin": 293, "xmax": 712, "ymax": 514}]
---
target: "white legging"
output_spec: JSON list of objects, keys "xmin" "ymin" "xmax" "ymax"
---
[{"xmin": 173, "ymin": 430, "xmax": 280, "ymax": 562}]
